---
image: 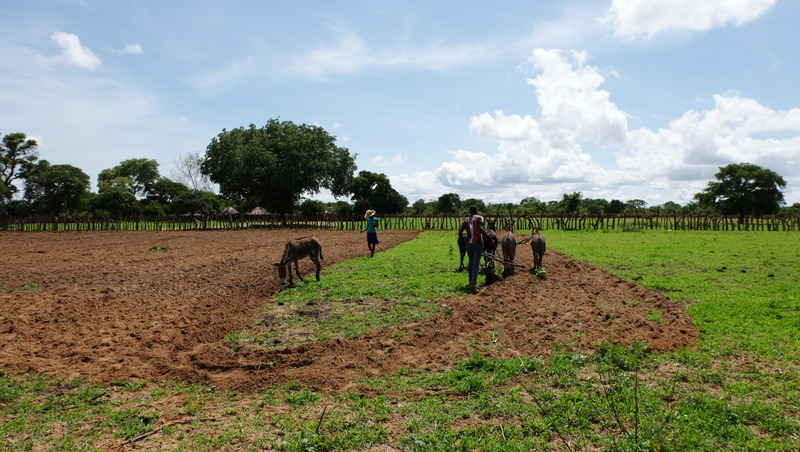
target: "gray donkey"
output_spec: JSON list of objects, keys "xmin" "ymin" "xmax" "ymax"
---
[
  {"xmin": 501, "ymin": 220, "xmax": 517, "ymax": 277},
  {"xmin": 531, "ymin": 227, "xmax": 546, "ymax": 271}
]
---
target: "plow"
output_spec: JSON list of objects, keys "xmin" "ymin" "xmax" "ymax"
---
[{"xmin": 481, "ymin": 251, "xmax": 525, "ymax": 269}]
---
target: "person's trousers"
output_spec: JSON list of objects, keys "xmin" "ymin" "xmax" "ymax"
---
[{"xmin": 467, "ymin": 242, "xmax": 484, "ymax": 286}]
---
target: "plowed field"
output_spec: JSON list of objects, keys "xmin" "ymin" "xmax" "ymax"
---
[{"xmin": 0, "ymin": 230, "xmax": 697, "ymax": 393}]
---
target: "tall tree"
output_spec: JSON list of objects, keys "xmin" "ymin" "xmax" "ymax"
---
[
  {"xmin": 171, "ymin": 189, "xmax": 220, "ymax": 218},
  {"xmin": 90, "ymin": 185, "xmax": 141, "ymax": 218},
  {"xmin": 520, "ymin": 196, "xmax": 545, "ymax": 213},
  {"xmin": 349, "ymin": 170, "xmax": 408, "ymax": 215},
  {"xmin": 436, "ymin": 193, "xmax": 461, "ymax": 214},
  {"xmin": 299, "ymin": 199, "xmax": 325, "ymax": 216},
  {"xmin": 559, "ymin": 192, "xmax": 583, "ymax": 214},
  {"xmin": 411, "ymin": 199, "xmax": 428, "ymax": 215},
  {"xmin": 144, "ymin": 177, "xmax": 191, "ymax": 215},
  {"xmin": 172, "ymin": 151, "xmax": 214, "ymax": 192},
  {"xmin": 202, "ymin": 120, "xmax": 356, "ymax": 216},
  {"xmin": 1, "ymin": 132, "xmax": 39, "ymax": 207},
  {"xmin": 462, "ymin": 198, "xmax": 487, "ymax": 213},
  {"xmin": 694, "ymin": 162, "xmax": 786, "ymax": 220},
  {"xmin": 145, "ymin": 177, "xmax": 191, "ymax": 206},
  {"xmin": 97, "ymin": 158, "xmax": 160, "ymax": 198},
  {"xmin": 606, "ymin": 199, "xmax": 625, "ymax": 214},
  {"xmin": 23, "ymin": 160, "xmax": 90, "ymax": 215},
  {"xmin": 625, "ymin": 199, "xmax": 647, "ymax": 214}
]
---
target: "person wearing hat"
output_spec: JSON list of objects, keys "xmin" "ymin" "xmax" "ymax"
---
[{"xmin": 360, "ymin": 209, "xmax": 380, "ymax": 257}]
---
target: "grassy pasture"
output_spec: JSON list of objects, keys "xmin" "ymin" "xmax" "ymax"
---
[{"xmin": 2, "ymin": 230, "xmax": 799, "ymax": 451}]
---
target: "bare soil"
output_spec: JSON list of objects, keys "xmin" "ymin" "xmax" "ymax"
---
[{"xmin": 0, "ymin": 229, "xmax": 697, "ymax": 393}]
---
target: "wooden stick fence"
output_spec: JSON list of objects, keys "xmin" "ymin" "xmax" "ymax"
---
[{"xmin": 1, "ymin": 213, "xmax": 798, "ymax": 232}]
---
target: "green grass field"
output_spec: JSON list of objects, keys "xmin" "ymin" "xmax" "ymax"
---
[{"xmin": 2, "ymin": 230, "xmax": 798, "ymax": 451}]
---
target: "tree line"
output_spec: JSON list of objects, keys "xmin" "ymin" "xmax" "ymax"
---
[{"xmin": 2, "ymin": 122, "xmax": 796, "ymax": 223}]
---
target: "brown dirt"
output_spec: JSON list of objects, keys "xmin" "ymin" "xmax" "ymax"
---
[{"xmin": 0, "ymin": 229, "xmax": 698, "ymax": 393}]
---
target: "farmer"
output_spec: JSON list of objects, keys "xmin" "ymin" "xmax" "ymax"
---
[
  {"xmin": 360, "ymin": 209, "xmax": 380, "ymax": 257},
  {"xmin": 458, "ymin": 206, "xmax": 486, "ymax": 294}
]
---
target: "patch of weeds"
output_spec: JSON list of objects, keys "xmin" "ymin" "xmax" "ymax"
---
[
  {"xmin": 434, "ymin": 352, "xmax": 541, "ymax": 395},
  {"xmin": 226, "ymin": 332, "xmax": 242, "ymax": 351},
  {"xmin": 645, "ymin": 308, "xmax": 664, "ymax": 324},
  {"xmin": 284, "ymin": 387, "xmax": 320, "ymax": 407},
  {"xmin": 148, "ymin": 245, "xmax": 169, "ymax": 251},
  {"xmin": 107, "ymin": 409, "xmax": 160, "ymax": 439}
]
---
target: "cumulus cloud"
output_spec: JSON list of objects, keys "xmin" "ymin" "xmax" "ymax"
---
[
  {"xmin": 604, "ymin": 0, "xmax": 778, "ymax": 40},
  {"xmin": 49, "ymin": 31, "xmax": 102, "ymax": 70},
  {"xmin": 620, "ymin": 92, "xmax": 800, "ymax": 179},
  {"xmin": 397, "ymin": 47, "xmax": 800, "ymax": 205}
]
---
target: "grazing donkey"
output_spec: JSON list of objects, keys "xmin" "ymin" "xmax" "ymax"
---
[
  {"xmin": 531, "ymin": 227, "xmax": 546, "ymax": 271},
  {"xmin": 275, "ymin": 236, "xmax": 324, "ymax": 285},
  {"xmin": 501, "ymin": 220, "xmax": 517, "ymax": 277}
]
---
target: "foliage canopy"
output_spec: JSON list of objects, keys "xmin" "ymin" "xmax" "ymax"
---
[
  {"xmin": 694, "ymin": 162, "xmax": 786, "ymax": 219},
  {"xmin": 97, "ymin": 158, "xmax": 161, "ymax": 198},
  {"xmin": 202, "ymin": 120, "xmax": 356, "ymax": 215},
  {"xmin": 1, "ymin": 132, "xmax": 39, "ymax": 205},
  {"xmin": 23, "ymin": 161, "xmax": 90, "ymax": 215},
  {"xmin": 349, "ymin": 170, "xmax": 408, "ymax": 215}
]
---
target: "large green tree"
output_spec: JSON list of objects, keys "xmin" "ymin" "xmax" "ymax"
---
[
  {"xmin": 606, "ymin": 199, "xmax": 625, "ymax": 214},
  {"xmin": 1, "ymin": 132, "xmax": 39, "ymax": 207},
  {"xmin": 349, "ymin": 170, "xmax": 408, "ymax": 215},
  {"xmin": 694, "ymin": 162, "xmax": 786, "ymax": 220},
  {"xmin": 23, "ymin": 161, "xmax": 90, "ymax": 215},
  {"xmin": 97, "ymin": 158, "xmax": 161, "ymax": 198},
  {"xmin": 90, "ymin": 185, "xmax": 141, "ymax": 218},
  {"xmin": 559, "ymin": 191, "xmax": 584, "ymax": 214},
  {"xmin": 202, "ymin": 120, "xmax": 356, "ymax": 215},
  {"xmin": 171, "ymin": 189, "xmax": 220, "ymax": 218},
  {"xmin": 436, "ymin": 193, "xmax": 461, "ymax": 214}
]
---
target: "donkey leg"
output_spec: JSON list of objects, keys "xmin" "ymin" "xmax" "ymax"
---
[
  {"xmin": 311, "ymin": 254, "xmax": 321, "ymax": 281},
  {"xmin": 293, "ymin": 259, "xmax": 304, "ymax": 282}
]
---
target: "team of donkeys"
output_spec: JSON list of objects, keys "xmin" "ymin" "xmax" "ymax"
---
[{"xmin": 274, "ymin": 219, "xmax": 546, "ymax": 286}]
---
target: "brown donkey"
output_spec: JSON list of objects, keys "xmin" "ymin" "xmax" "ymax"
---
[
  {"xmin": 275, "ymin": 236, "xmax": 324, "ymax": 285},
  {"xmin": 501, "ymin": 220, "xmax": 517, "ymax": 277},
  {"xmin": 531, "ymin": 227, "xmax": 546, "ymax": 271}
]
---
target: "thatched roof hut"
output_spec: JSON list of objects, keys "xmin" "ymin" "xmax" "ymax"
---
[{"xmin": 219, "ymin": 206, "xmax": 239, "ymax": 216}]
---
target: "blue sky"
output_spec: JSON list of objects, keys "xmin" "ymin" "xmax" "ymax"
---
[{"xmin": 2, "ymin": 0, "xmax": 799, "ymax": 207}]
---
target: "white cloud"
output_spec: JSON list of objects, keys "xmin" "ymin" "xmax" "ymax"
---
[
  {"xmin": 371, "ymin": 153, "xmax": 408, "ymax": 168},
  {"xmin": 284, "ymin": 26, "xmax": 496, "ymax": 80},
  {"xmin": 396, "ymin": 47, "xmax": 800, "ymax": 205},
  {"xmin": 48, "ymin": 31, "xmax": 102, "ymax": 70},
  {"xmin": 620, "ymin": 92, "xmax": 800, "ymax": 180},
  {"xmin": 604, "ymin": 0, "xmax": 778, "ymax": 40},
  {"xmin": 122, "ymin": 43, "xmax": 143, "ymax": 54},
  {"xmin": 524, "ymin": 49, "xmax": 628, "ymax": 145}
]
